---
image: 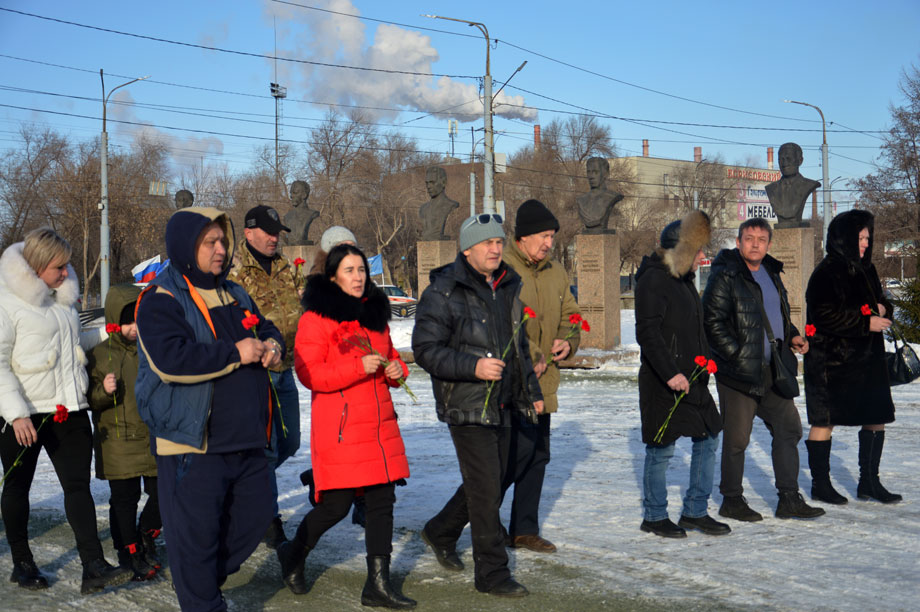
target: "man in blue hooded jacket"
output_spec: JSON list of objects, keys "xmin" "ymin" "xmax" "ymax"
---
[{"xmin": 135, "ymin": 207, "xmax": 284, "ymax": 612}]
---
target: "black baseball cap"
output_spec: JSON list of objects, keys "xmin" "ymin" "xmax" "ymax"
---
[{"xmin": 244, "ymin": 205, "xmax": 290, "ymax": 235}]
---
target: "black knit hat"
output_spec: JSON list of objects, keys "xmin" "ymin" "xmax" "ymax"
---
[{"xmin": 514, "ymin": 199, "xmax": 560, "ymax": 239}]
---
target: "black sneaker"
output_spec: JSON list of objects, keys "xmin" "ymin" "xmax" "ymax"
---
[
  {"xmin": 81, "ymin": 558, "xmax": 132, "ymax": 594},
  {"xmin": 775, "ymin": 491, "xmax": 825, "ymax": 519},
  {"xmin": 263, "ymin": 516, "xmax": 288, "ymax": 550},
  {"xmin": 140, "ymin": 528, "xmax": 163, "ymax": 569},
  {"xmin": 640, "ymin": 518, "xmax": 687, "ymax": 538},
  {"xmin": 718, "ymin": 495, "xmax": 764, "ymax": 522},
  {"xmin": 123, "ymin": 544, "xmax": 157, "ymax": 581},
  {"xmin": 678, "ymin": 514, "xmax": 731, "ymax": 535},
  {"xmin": 9, "ymin": 560, "xmax": 48, "ymax": 590}
]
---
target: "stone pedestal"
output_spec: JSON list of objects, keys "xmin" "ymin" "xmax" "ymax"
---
[
  {"xmin": 282, "ymin": 244, "xmax": 317, "ymax": 274},
  {"xmin": 417, "ymin": 240, "xmax": 456, "ymax": 296},
  {"xmin": 770, "ymin": 227, "xmax": 815, "ymax": 333},
  {"xmin": 575, "ymin": 233, "xmax": 621, "ymax": 349}
]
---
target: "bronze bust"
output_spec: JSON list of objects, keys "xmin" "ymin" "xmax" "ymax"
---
[
  {"xmin": 576, "ymin": 157, "xmax": 623, "ymax": 233},
  {"xmin": 765, "ymin": 143, "xmax": 820, "ymax": 229},
  {"xmin": 419, "ymin": 166, "xmax": 460, "ymax": 241},
  {"xmin": 282, "ymin": 180, "xmax": 320, "ymax": 246},
  {"xmin": 175, "ymin": 189, "xmax": 194, "ymax": 209}
]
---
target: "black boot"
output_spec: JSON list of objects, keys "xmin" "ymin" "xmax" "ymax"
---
[
  {"xmin": 857, "ymin": 429, "xmax": 902, "ymax": 503},
  {"xmin": 80, "ymin": 558, "xmax": 133, "ymax": 594},
  {"xmin": 121, "ymin": 543, "xmax": 157, "ymax": 581},
  {"xmin": 139, "ymin": 528, "xmax": 162, "ymax": 569},
  {"xmin": 9, "ymin": 559, "xmax": 48, "ymax": 590},
  {"xmin": 360, "ymin": 555, "xmax": 417, "ymax": 609},
  {"xmin": 277, "ymin": 539, "xmax": 311, "ymax": 595},
  {"xmin": 805, "ymin": 439, "xmax": 847, "ymax": 504},
  {"xmin": 775, "ymin": 491, "xmax": 825, "ymax": 519}
]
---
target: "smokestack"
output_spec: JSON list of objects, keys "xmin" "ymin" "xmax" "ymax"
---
[
  {"xmin": 694, "ymin": 147, "xmax": 702, "ymax": 163},
  {"xmin": 642, "ymin": 139, "xmax": 649, "ymax": 157},
  {"xmin": 534, "ymin": 125, "xmax": 541, "ymax": 151},
  {"xmin": 767, "ymin": 147, "xmax": 774, "ymax": 169}
]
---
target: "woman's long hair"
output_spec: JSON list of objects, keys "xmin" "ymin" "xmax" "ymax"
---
[{"xmin": 325, "ymin": 243, "xmax": 371, "ymax": 299}]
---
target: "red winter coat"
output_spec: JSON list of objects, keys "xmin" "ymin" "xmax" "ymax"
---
[{"xmin": 294, "ymin": 274, "xmax": 410, "ymax": 500}]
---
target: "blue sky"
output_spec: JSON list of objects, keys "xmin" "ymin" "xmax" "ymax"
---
[{"xmin": 1, "ymin": 0, "xmax": 918, "ymax": 210}]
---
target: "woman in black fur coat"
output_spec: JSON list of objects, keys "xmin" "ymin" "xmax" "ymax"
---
[{"xmin": 803, "ymin": 210, "xmax": 901, "ymax": 504}]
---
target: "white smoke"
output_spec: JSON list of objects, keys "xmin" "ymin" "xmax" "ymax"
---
[{"xmin": 264, "ymin": 0, "xmax": 536, "ymax": 123}]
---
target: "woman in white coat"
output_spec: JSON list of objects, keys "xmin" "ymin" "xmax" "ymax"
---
[{"xmin": 0, "ymin": 229, "xmax": 130, "ymax": 594}]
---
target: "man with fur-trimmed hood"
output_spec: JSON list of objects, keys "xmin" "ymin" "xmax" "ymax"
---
[
  {"xmin": 635, "ymin": 210, "xmax": 728, "ymax": 538},
  {"xmin": 135, "ymin": 207, "xmax": 285, "ymax": 611}
]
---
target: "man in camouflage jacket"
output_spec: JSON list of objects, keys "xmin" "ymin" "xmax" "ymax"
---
[{"xmin": 227, "ymin": 205, "xmax": 305, "ymax": 548}]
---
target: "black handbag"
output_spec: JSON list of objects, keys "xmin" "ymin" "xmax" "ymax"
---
[
  {"xmin": 887, "ymin": 336, "xmax": 920, "ymax": 386},
  {"xmin": 758, "ymin": 302, "xmax": 800, "ymax": 399}
]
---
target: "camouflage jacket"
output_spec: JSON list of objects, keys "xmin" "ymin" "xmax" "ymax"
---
[{"xmin": 227, "ymin": 239, "xmax": 304, "ymax": 371}]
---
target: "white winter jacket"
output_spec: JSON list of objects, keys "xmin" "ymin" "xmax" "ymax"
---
[{"xmin": 0, "ymin": 242, "xmax": 91, "ymax": 424}]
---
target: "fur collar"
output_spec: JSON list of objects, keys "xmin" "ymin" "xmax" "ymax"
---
[
  {"xmin": 0, "ymin": 242, "xmax": 80, "ymax": 308},
  {"xmin": 301, "ymin": 273, "xmax": 391, "ymax": 332},
  {"xmin": 657, "ymin": 210, "xmax": 712, "ymax": 278}
]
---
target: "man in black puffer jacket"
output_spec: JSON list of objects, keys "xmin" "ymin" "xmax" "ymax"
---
[
  {"xmin": 702, "ymin": 218, "xmax": 823, "ymax": 522},
  {"xmin": 413, "ymin": 213, "xmax": 543, "ymax": 599}
]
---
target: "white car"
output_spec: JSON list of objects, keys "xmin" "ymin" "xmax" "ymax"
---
[{"xmin": 378, "ymin": 284, "xmax": 417, "ymax": 318}]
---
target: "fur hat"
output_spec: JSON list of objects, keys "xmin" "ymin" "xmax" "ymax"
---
[
  {"xmin": 658, "ymin": 210, "xmax": 711, "ymax": 278},
  {"xmin": 514, "ymin": 199, "xmax": 559, "ymax": 239},
  {"xmin": 459, "ymin": 214, "xmax": 505, "ymax": 252}
]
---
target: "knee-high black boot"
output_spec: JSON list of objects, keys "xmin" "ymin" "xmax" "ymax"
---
[
  {"xmin": 277, "ymin": 539, "xmax": 311, "ymax": 594},
  {"xmin": 857, "ymin": 429, "xmax": 902, "ymax": 504},
  {"xmin": 360, "ymin": 555, "xmax": 416, "ymax": 609},
  {"xmin": 805, "ymin": 439, "xmax": 847, "ymax": 504}
]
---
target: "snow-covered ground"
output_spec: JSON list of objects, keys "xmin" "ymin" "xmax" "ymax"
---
[{"xmin": 4, "ymin": 310, "xmax": 918, "ymax": 611}]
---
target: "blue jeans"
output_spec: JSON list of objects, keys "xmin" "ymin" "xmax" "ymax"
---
[
  {"xmin": 643, "ymin": 434, "xmax": 719, "ymax": 521},
  {"xmin": 265, "ymin": 368, "xmax": 302, "ymax": 517}
]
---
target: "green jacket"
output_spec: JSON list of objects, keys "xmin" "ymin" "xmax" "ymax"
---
[
  {"xmin": 227, "ymin": 239, "xmax": 304, "ymax": 371},
  {"xmin": 503, "ymin": 241, "xmax": 581, "ymax": 413},
  {"xmin": 87, "ymin": 283, "xmax": 156, "ymax": 480}
]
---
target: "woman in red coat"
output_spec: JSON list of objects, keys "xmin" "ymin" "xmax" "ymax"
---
[{"xmin": 277, "ymin": 244, "xmax": 415, "ymax": 609}]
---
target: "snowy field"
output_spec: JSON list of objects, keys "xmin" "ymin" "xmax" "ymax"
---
[{"xmin": 3, "ymin": 310, "xmax": 918, "ymax": 611}]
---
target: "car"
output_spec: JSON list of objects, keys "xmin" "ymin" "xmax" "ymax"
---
[{"xmin": 378, "ymin": 284, "xmax": 417, "ymax": 318}]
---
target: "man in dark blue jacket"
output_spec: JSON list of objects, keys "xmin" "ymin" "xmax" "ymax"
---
[
  {"xmin": 412, "ymin": 213, "xmax": 543, "ymax": 599},
  {"xmin": 135, "ymin": 207, "xmax": 284, "ymax": 612}
]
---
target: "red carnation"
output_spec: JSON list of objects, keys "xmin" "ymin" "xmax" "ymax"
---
[
  {"xmin": 293, "ymin": 257, "xmax": 306, "ymax": 267},
  {"xmin": 805, "ymin": 324, "xmax": 816, "ymax": 337},
  {"xmin": 706, "ymin": 359, "xmax": 718, "ymax": 374},
  {"xmin": 860, "ymin": 304, "xmax": 873, "ymax": 316},
  {"xmin": 569, "ymin": 313, "xmax": 583, "ymax": 325},
  {"xmin": 694, "ymin": 355, "xmax": 708, "ymax": 368},
  {"xmin": 105, "ymin": 323, "xmax": 121, "ymax": 334},
  {"xmin": 241, "ymin": 313, "xmax": 260, "ymax": 330},
  {"xmin": 523, "ymin": 306, "xmax": 536, "ymax": 320},
  {"xmin": 53, "ymin": 404, "xmax": 69, "ymax": 423},
  {"xmin": 581, "ymin": 321, "xmax": 591, "ymax": 332}
]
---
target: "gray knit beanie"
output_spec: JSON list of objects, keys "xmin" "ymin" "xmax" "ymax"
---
[
  {"xmin": 459, "ymin": 214, "xmax": 505, "ymax": 251},
  {"xmin": 320, "ymin": 226, "xmax": 357, "ymax": 253}
]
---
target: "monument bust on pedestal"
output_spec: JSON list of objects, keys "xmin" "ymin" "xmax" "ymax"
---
[
  {"xmin": 765, "ymin": 142, "xmax": 820, "ymax": 229},
  {"xmin": 419, "ymin": 166, "xmax": 460, "ymax": 241},
  {"xmin": 576, "ymin": 157, "xmax": 624, "ymax": 233},
  {"xmin": 282, "ymin": 180, "xmax": 320, "ymax": 246}
]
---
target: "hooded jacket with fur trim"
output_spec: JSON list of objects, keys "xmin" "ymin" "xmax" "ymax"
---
[
  {"xmin": 634, "ymin": 211, "xmax": 720, "ymax": 445},
  {"xmin": 294, "ymin": 274, "xmax": 410, "ymax": 500},
  {"xmin": 803, "ymin": 209, "xmax": 894, "ymax": 426},
  {"xmin": 0, "ymin": 242, "xmax": 91, "ymax": 422}
]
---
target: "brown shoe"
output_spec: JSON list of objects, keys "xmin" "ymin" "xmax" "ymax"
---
[{"xmin": 511, "ymin": 534, "xmax": 556, "ymax": 553}]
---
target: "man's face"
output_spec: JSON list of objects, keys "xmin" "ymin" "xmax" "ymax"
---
[
  {"xmin": 737, "ymin": 226, "xmax": 772, "ymax": 268},
  {"xmin": 195, "ymin": 223, "xmax": 227, "ymax": 276},
  {"xmin": 176, "ymin": 191, "xmax": 193, "ymax": 208},
  {"xmin": 291, "ymin": 182, "xmax": 309, "ymax": 206},
  {"xmin": 244, "ymin": 227, "xmax": 279, "ymax": 257},
  {"xmin": 426, "ymin": 171, "xmax": 446, "ymax": 198},
  {"xmin": 586, "ymin": 160, "xmax": 607, "ymax": 189},
  {"xmin": 464, "ymin": 238, "xmax": 504, "ymax": 278},
  {"xmin": 691, "ymin": 249, "xmax": 705, "ymax": 273},
  {"xmin": 778, "ymin": 146, "xmax": 802, "ymax": 178},
  {"xmin": 518, "ymin": 230, "xmax": 555, "ymax": 263}
]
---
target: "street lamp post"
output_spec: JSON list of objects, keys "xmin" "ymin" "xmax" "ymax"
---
[
  {"xmin": 784, "ymin": 99, "xmax": 831, "ymax": 242},
  {"xmin": 99, "ymin": 69, "xmax": 148, "ymax": 305},
  {"xmin": 424, "ymin": 15, "xmax": 495, "ymax": 213}
]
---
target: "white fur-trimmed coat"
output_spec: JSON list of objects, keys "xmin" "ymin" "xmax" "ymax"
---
[{"xmin": 0, "ymin": 242, "xmax": 90, "ymax": 423}]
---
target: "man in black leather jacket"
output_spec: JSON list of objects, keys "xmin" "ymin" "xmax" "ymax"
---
[
  {"xmin": 412, "ymin": 213, "xmax": 543, "ymax": 598},
  {"xmin": 702, "ymin": 218, "xmax": 823, "ymax": 522}
]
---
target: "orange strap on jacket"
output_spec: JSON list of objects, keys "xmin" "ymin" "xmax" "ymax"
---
[{"xmin": 182, "ymin": 275, "xmax": 217, "ymax": 338}]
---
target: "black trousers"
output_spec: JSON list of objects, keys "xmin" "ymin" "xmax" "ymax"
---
[
  {"xmin": 108, "ymin": 475, "xmax": 161, "ymax": 551},
  {"xmin": 426, "ymin": 422, "xmax": 512, "ymax": 591},
  {"xmin": 293, "ymin": 482, "xmax": 396, "ymax": 556},
  {"xmin": 502, "ymin": 413, "xmax": 551, "ymax": 537},
  {"xmin": 0, "ymin": 411, "xmax": 104, "ymax": 564}
]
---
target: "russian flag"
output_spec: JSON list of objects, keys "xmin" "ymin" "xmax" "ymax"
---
[{"xmin": 132, "ymin": 255, "xmax": 162, "ymax": 284}]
